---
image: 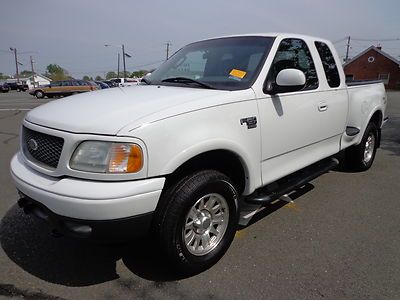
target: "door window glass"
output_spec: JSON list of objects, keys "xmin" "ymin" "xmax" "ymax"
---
[{"xmin": 267, "ymin": 38, "xmax": 318, "ymax": 91}]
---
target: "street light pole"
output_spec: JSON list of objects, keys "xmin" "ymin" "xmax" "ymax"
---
[
  {"xmin": 117, "ymin": 53, "xmax": 120, "ymax": 79},
  {"xmin": 165, "ymin": 41, "xmax": 172, "ymax": 60},
  {"xmin": 10, "ymin": 47, "xmax": 20, "ymax": 83},
  {"xmin": 122, "ymin": 44, "xmax": 127, "ymax": 79},
  {"xmin": 30, "ymin": 55, "xmax": 36, "ymax": 87}
]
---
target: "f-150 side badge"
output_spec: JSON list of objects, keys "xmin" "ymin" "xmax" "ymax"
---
[{"xmin": 240, "ymin": 117, "xmax": 257, "ymax": 129}]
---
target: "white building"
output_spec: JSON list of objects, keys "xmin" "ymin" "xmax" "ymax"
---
[{"xmin": 24, "ymin": 75, "xmax": 51, "ymax": 89}]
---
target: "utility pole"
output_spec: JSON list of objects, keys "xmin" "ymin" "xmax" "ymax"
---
[
  {"xmin": 10, "ymin": 47, "xmax": 20, "ymax": 83},
  {"xmin": 165, "ymin": 41, "xmax": 172, "ymax": 60},
  {"xmin": 105, "ymin": 43, "xmax": 130, "ymax": 79},
  {"xmin": 30, "ymin": 56, "xmax": 36, "ymax": 87},
  {"xmin": 122, "ymin": 44, "xmax": 127, "ymax": 79},
  {"xmin": 117, "ymin": 53, "xmax": 120, "ymax": 79},
  {"xmin": 345, "ymin": 36, "xmax": 351, "ymax": 63}
]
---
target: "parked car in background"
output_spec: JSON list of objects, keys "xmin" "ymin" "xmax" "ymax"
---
[
  {"xmin": 109, "ymin": 77, "xmax": 140, "ymax": 87},
  {"xmin": 28, "ymin": 80, "xmax": 99, "ymax": 99},
  {"xmin": 95, "ymin": 81, "xmax": 110, "ymax": 89},
  {"xmin": 0, "ymin": 82, "xmax": 10, "ymax": 93},
  {"xmin": 87, "ymin": 81, "xmax": 101, "ymax": 90},
  {"xmin": 7, "ymin": 81, "xmax": 29, "ymax": 92},
  {"xmin": 102, "ymin": 80, "xmax": 118, "ymax": 88}
]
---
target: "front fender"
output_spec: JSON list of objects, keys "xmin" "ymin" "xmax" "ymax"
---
[{"xmin": 125, "ymin": 100, "xmax": 262, "ymax": 195}]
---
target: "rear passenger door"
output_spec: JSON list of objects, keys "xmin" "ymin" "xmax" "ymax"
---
[
  {"xmin": 257, "ymin": 38, "xmax": 345, "ymax": 185},
  {"xmin": 61, "ymin": 80, "xmax": 73, "ymax": 94},
  {"xmin": 313, "ymin": 41, "xmax": 348, "ymax": 142}
]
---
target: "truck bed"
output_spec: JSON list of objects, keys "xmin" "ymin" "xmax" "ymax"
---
[{"xmin": 346, "ymin": 79, "xmax": 383, "ymax": 87}]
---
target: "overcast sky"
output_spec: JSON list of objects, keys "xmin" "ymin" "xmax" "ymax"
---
[{"xmin": 1, "ymin": 0, "xmax": 399, "ymax": 78}]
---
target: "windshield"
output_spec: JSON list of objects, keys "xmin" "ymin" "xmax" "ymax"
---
[{"xmin": 148, "ymin": 36, "xmax": 275, "ymax": 91}]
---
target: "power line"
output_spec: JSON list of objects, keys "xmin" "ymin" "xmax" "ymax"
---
[
  {"xmin": 352, "ymin": 37, "xmax": 400, "ymax": 42},
  {"xmin": 61, "ymin": 59, "xmax": 165, "ymax": 75},
  {"xmin": 332, "ymin": 37, "xmax": 348, "ymax": 44}
]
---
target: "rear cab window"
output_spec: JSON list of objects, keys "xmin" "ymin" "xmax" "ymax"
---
[{"xmin": 314, "ymin": 41, "xmax": 341, "ymax": 88}]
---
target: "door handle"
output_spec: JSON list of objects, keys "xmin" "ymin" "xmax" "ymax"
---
[{"xmin": 318, "ymin": 103, "xmax": 328, "ymax": 112}]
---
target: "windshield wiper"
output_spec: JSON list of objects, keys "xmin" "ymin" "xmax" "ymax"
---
[{"xmin": 161, "ymin": 77, "xmax": 215, "ymax": 89}]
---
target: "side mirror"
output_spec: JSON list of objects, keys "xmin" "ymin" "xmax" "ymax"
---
[{"xmin": 265, "ymin": 69, "xmax": 306, "ymax": 95}]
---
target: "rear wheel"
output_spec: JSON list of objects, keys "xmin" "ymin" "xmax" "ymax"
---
[
  {"xmin": 35, "ymin": 90, "xmax": 44, "ymax": 99},
  {"xmin": 345, "ymin": 122, "xmax": 378, "ymax": 171},
  {"xmin": 156, "ymin": 170, "xmax": 239, "ymax": 274}
]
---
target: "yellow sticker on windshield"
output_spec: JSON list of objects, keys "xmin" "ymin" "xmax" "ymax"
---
[{"xmin": 229, "ymin": 69, "xmax": 247, "ymax": 79}]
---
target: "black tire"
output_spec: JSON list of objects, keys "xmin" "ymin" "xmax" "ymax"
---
[
  {"xmin": 35, "ymin": 90, "xmax": 45, "ymax": 99},
  {"xmin": 156, "ymin": 170, "xmax": 239, "ymax": 274},
  {"xmin": 345, "ymin": 122, "xmax": 379, "ymax": 171}
]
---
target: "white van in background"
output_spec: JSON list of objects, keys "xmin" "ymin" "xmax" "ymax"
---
[{"xmin": 109, "ymin": 77, "xmax": 141, "ymax": 87}]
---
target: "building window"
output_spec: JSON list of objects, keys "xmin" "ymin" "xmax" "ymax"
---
[
  {"xmin": 378, "ymin": 73, "xmax": 390, "ymax": 85},
  {"xmin": 345, "ymin": 74, "xmax": 354, "ymax": 82}
]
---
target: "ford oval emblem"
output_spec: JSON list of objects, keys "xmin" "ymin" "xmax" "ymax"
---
[{"xmin": 28, "ymin": 138, "xmax": 38, "ymax": 151}]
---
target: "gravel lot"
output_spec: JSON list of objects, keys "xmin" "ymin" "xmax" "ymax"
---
[{"xmin": 0, "ymin": 90, "xmax": 399, "ymax": 299}]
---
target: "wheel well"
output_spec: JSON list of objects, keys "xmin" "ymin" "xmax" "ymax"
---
[
  {"xmin": 370, "ymin": 110, "xmax": 383, "ymax": 128},
  {"xmin": 164, "ymin": 150, "xmax": 247, "ymax": 194},
  {"xmin": 370, "ymin": 110, "xmax": 383, "ymax": 147}
]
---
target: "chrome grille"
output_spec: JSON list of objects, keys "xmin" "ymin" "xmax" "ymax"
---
[{"xmin": 22, "ymin": 126, "xmax": 64, "ymax": 169}]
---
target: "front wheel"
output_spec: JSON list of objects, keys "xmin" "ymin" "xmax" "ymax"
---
[
  {"xmin": 345, "ymin": 122, "xmax": 378, "ymax": 171},
  {"xmin": 156, "ymin": 170, "xmax": 239, "ymax": 274}
]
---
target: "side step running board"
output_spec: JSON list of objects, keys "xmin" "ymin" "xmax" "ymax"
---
[{"xmin": 245, "ymin": 158, "xmax": 339, "ymax": 205}]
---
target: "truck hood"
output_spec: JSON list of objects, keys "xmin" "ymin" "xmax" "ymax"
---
[{"xmin": 25, "ymin": 85, "xmax": 241, "ymax": 135}]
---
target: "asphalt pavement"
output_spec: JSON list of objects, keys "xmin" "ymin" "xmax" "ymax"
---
[{"xmin": 0, "ymin": 90, "xmax": 399, "ymax": 299}]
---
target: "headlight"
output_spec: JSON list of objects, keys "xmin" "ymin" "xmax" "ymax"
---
[{"xmin": 70, "ymin": 141, "xmax": 143, "ymax": 173}]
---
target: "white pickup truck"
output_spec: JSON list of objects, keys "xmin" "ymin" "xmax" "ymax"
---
[{"xmin": 10, "ymin": 33, "xmax": 387, "ymax": 274}]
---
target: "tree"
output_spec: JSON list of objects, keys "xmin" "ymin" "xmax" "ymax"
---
[
  {"xmin": 0, "ymin": 73, "xmax": 10, "ymax": 80},
  {"xmin": 130, "ymin": 70, "xmax": 148, "ymax": 78},
  {"xmin": 20, "ymin": 70, "xmax": 33, "ymax": 78},
  {"xmin": 118, "ymin": 71, "xmax": 130, "ymax": 78},
  {"xmin": 45, "ymin": 64, "xmax": 69, "ymax": 81},
  {"xmin": 106, "ymin": 71, "xmax": 117, "ymax": 79},
  {"xmin": 82, "ymin": 75, "xmax": 92, "ymax": 81},
  {"xmin": 95, "ymin": 75, "xmax": 103, "ymax": 81}
]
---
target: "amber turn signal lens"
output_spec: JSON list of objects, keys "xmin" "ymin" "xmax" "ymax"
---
[{"xmin": 108, "ymin": 143, "xmax": 143, "ymax": 173}]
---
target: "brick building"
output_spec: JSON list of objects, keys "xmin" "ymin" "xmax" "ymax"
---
[{"xmin": 343, "ymin": 46, "xmax": 400, "ymax": 89}]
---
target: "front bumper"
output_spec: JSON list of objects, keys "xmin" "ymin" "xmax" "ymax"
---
[
  {"xmin": 18, "ymin": 195, "xmax": 154, "ymax": 241},
  {"xmin": 10, "ymin": 152, "xmax": 165, "ymax": 222}
]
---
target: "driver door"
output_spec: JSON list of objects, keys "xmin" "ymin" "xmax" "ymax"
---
[{"xmin": 257, "ymin": 38, "xmax": 340, "ymax": 185}]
